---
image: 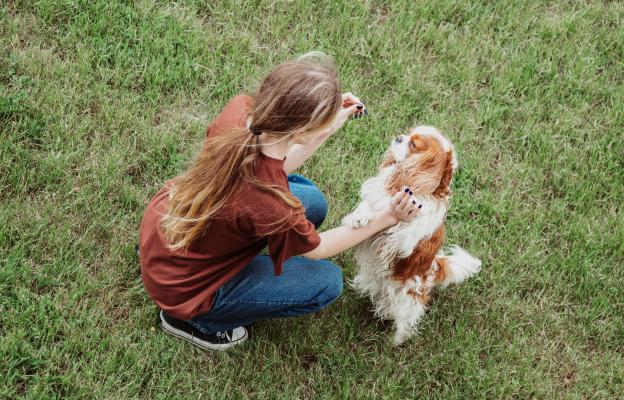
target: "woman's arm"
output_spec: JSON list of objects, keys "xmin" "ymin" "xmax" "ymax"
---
[
  {"xmin": 302, "ymin": 211, "xmax": 395, "ymax": 260},
  {"xmin": 303, "ymin": 189, "xmax": 419, "ymax": 260},
  {"xmin": 284, "ymin": 92, "xmax": 363, "ymax": 174},
  {"xmin": 284, "ymin": 135, "xmax": 331, "ymax": 174}
]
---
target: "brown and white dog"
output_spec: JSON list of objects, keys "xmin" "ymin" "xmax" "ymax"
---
[{"xmin": 342, "ymin": 125, "xmax": 481, "ymax": 345}]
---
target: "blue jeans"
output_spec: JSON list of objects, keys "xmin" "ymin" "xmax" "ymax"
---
[{"xmin": 189, "ymin": 174, "xmax": 343, "ymax": 334}]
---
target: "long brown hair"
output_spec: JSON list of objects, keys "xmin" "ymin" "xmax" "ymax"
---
[{"xmin": 161, "ymin": 52, "xmax": 342, "ymax": 251}]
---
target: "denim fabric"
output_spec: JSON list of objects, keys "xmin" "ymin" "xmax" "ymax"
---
[
  {"xmin": 189, "ymin": 174, "xmax": 342, "ymax": 334},
  {"xmin": 287, "ymin": 173, "xmax": 328, "ymax": 228}
]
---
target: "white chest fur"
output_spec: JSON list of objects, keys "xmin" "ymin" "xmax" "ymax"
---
[{"xmin": 343, "ymin": 166, "xmax": 448, "ymax": 265}]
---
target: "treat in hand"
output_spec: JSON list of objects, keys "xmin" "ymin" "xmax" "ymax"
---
[
  {"xmin": 342, "ymin": 95, "xmax": 367, "ymax": 120},
  {"xmin": 351, "ymin": 101, "xmax": 368, "ymax": 119}
]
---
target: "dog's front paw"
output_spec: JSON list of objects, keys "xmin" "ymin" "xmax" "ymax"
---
[{"xmin": 342, "ymin": 212, "xmax": 370, "ymax": 229}]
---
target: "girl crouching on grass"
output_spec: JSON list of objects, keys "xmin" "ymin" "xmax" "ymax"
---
[{"xmin": 139, "ymin": 52, "xmax": 420, "ymax": 351}]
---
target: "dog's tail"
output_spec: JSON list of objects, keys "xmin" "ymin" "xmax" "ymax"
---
[{"xmin": 434, "ymin": 246, "xmax": 481, "ymax": 288}]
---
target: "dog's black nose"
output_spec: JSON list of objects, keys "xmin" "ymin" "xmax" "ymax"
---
[{"xmin": 395, "ymin": 136, "xmax": 403, "ymax": 143}]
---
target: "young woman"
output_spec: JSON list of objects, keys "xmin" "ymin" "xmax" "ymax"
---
[{"xmin": 139, "ymin": 53, "xmax": 420, "ymax": 351}]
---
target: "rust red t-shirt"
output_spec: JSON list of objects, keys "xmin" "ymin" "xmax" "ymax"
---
[{"xmin": 139, "ymin": 95, "xmax": 321, "ymax": 320}]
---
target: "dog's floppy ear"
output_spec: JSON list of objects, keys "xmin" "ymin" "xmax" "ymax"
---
[
  {"xmin": 385, "ymin": 147, "xmax": 438, "ymax": 195},
  {"xmin": 432, "ymin": 151, "xmax": 453, "ymax": 198},
  {"xmin": 450, "ymin": 144, "xmax": 458, "ymax": 171}
]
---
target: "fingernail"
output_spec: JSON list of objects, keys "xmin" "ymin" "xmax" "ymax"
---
[
  {"xmin": 418, "ymin": 204, "xmax": 423, "ymax": 209},
  {"xmin": 412, "ymin": 200, "xmax": 416, "ymax": 204},
  {"xmin": 364, "ymin": 109, "xmax": 369, "ymax": 115},
  {"xmin": 409, "ymin": 191, "xmax": 413, "ymax": 195},
  {"xmin": 356, "ymin": 105, "xmax": 363, "ymax": 110},
  {"xmin": 404, "ymin": 188, "xmax": 410, "ymax": 193}
]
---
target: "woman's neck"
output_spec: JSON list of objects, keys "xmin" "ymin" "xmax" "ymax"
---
[
  {"xmin": 248, "ymin": 116, "xmax": 293, "ymax": 160},
  {"xmin": 258, "ymin": 134, "xmax": 293, "ymax": 161}
]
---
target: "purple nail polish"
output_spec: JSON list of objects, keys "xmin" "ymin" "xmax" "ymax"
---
[
  {"xmin": 412, "ymin": 200, "xmax": 416, "ymax": 204},
  {"xmin": 404, "ymin": 188, "xmax": 409, "ymax": 193},
  {"xmin": 409, "ymin": 191, "xmax": 413, "ymax": 195},
  {"xmin": 418, "ymin": 204, "xmax": 422, "ymax": 209}
]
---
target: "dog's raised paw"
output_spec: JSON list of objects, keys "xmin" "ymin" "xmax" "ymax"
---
[{"xmin": 342, "ymin": 212, "xmax": 370, "ymax": 229}]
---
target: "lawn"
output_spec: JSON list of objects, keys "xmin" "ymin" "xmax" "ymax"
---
[{"xmin": 1, "ymin": 0, "xmax": 623, "ymax": 398}]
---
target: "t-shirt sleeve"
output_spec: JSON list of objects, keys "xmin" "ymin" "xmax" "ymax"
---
[{"xmin": 266, "ymin": 211, "xmax": 321, "ymax": 275}]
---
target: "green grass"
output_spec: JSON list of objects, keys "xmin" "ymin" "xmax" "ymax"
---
[{"xmin": 1, "ymin": 0, "xmax": 623, "ymax": 398}]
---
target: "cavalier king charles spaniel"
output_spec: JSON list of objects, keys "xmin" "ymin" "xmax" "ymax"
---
[{"xmin": 342, "ymin": 125, "xmax": 481, "ymax": 345}]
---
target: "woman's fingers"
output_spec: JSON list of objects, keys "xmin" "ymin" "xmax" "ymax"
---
[
  {"xmin": 401, "ymin": 198, "xmax": 412, "ymax": 214},
  {"xmin": 333, "ymin": 104, "xmax": 360, "ymax": 131},
  {"xmin": 344, "ymin": 103, "xmax": 360, "ymax": 116},
  {"xmin": 398, "ymin": 191, "xmax": 411, "ymax": 211},
  {"xmin": 394, "ymin": 187, "xmax": 421, "ymax": 221},
  {"xmin": 327, "ymin": 92, "xmax": 366, "ymax": 135},
  {"xmin": 342, "ymin": 92, "xmax": 362, "ymax": 107},
  {"xmin": 386, "ymin": 188, "xmax": 422, "ymax": 224},
  {"xmin": 391, "ymin": 189, "xmax": 409, "ymax": 217},
  {"xmin": 391, "ymin": 191, "xmax": 403, "ymax": 206},
  {"xmin": 342, "ymin": 92, "xmax": 366, "ymax": 119}
]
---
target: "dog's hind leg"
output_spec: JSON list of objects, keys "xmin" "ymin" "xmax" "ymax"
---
[{"xmin": 391, "ymin": 292, "xmax": 426, "ymax": 345}]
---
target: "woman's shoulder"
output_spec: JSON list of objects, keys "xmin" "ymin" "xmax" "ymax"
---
[
  {"xmin": 230, "ymin": 93, "xmax": 254, "ymax": 106},
  {"xmin": 206, "ymin": 94, "xmax": 254, "ymax": 138},
  {"xmin": 223, "ymin": 94, "xmax": 254, "ymax": 114}
]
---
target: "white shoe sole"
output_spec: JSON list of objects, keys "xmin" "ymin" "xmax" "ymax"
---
[{"xmin": 160, "ymin": 311, "xmax": 248, "ymax": 351}]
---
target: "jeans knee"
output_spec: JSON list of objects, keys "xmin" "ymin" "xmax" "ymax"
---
[
  {"xmin": 314, "ymin": 262, "xmax": 343, "ymax": 307},
  {"xmin": 289, "ymin": 175, "xmax": 328, "ymax": 229},
  {"xmin": 309, "ymin": 190, "xmax": 328, "ymax": 228}
]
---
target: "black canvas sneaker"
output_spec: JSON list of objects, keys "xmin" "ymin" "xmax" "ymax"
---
[{"xmin": 159, "ymin": 310, "xmax": 248, "ymax": 351}]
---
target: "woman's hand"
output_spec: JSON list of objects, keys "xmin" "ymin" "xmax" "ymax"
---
[
  {"xmin": 383, "ymin": 188, "xmax": 422, "ymax": 226},
  {"xmin": 323, "ymin": 92, "xmax": 365, "ymax": 136},
  {"xmin": 285, "ymin": 93, "xmax": 364, "ymax": 173},
  {"xmin": 303, "ymin": 187, "xmax": 422, "ymax": 260}
]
